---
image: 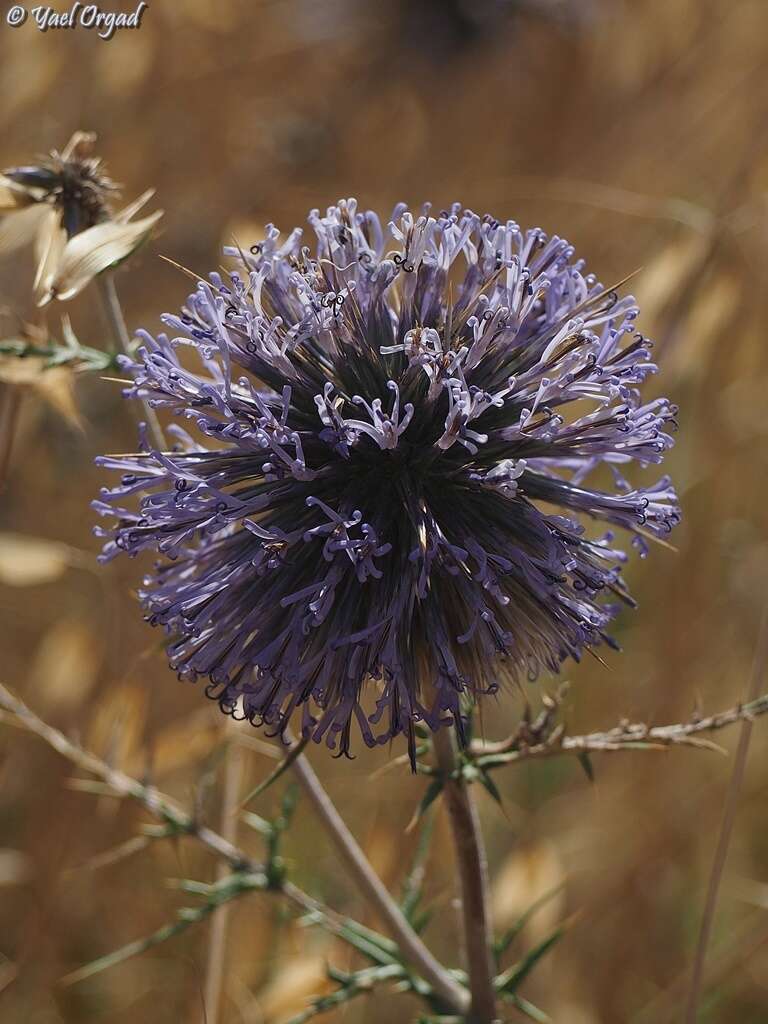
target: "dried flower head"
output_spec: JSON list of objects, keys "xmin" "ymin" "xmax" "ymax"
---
[
  {"xmin": 0, "ymin": 132, "xmax": 162, "ymax": 305},
  {"xmin": 95, "ymin": 200, "xmax": 680, "ymax": 762}
]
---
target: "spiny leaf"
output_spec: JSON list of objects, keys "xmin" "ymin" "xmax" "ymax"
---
[
  {"xmin": 172, "ymin": 878, "xmax": 217, "ymax": 897},
  {"xmin": 410, "ymin": 907, "xmax": 434, "ymax": 935},
  {"xmin": 401, "ymin": 813, "xmax": 435, "ymax": 922},
  {"xmin": 295, "ymin": 905, "xmax": 400, "ymax": 968},
  {"xmin": 283, "ymin": 963, "xmax": 406, "ymax": 1023},
  {"xmin": 504, "ymin": 994, "xmax": 552, "ymax": 1022},
  {"xmin": 238, "ymin": 736, "xmax": 308, "ymax": 811},
  {"xmin": 494, "ymin": 882, "xmax": 567, "ymax": 959},
  {"xmin": 462, "ymin": 708, "xmax": 476, "ymax": 745},
  {"xmin": 577, "ymin": 751, "xmax": 595, "ymax": 782},
  {"xmin": 326, "ymin": 964, "xmax": 352, "ymax": 986},
  {"xmin": 406, "ymin": 778, "xmax": 443, "ymax": 834},
  {"xmin": 241, "ymin": 810, "xmax": 273, "ymax": 837},
  {"xmin": 341, "ymin": 918, "xmax": 399, "ymax": 957},
  {"xmin": 61, "ymin": 871, "xmax": 267, "ymax": 987},
  {"xmin": 61, "ymin": 915, "xmax": 193, "ymax": 987},
  {"xmin": 0, "ymin": 334, "xmax": 114, "ymax": 373},
  {"xmin": 278, "ymin": 780, "xmax": 300, "ymax": 828},
  {"xmin": 64, "ymin": 833, "xmax": 151, "ymax": 876},
  {"xmin": 494, "ymin": 927, "xmax": 564, "ymax": 995},
  {"xmin": 334, "ymin": 919, "xmax": 399, "ymax": 966},
  {"xmin": 478, "ymin": 767, "xmax": 504, "ymax": 806},
  {"xmin": 241, "ymin": 780, "xmax": 300, "ymax": 888}
]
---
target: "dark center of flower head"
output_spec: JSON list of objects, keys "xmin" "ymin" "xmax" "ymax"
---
[
  {"xmin": 95, "ymin": 200, "xmax": 680, "ymax": 766},
  {"xmin": 55, "ymin": 160, "xmax": 113, "ymax": 236},
  {"xmin": 4, "ymin": 139, "xmax": 116, "ymax": 238}
]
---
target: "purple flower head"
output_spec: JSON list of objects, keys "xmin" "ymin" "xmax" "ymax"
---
[{"xmin": 94, "ymin": 200, "xmax": 680, "ymax": 765}]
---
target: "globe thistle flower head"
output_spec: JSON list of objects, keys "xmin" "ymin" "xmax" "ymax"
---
[{"xmin": 95, "ymin": 200, "xmax": 680, "ymax": 764}]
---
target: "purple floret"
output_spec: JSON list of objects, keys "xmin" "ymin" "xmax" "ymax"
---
[{"xmin": 94, "ymin": 199, "xmax": 680, "ymax": 764}]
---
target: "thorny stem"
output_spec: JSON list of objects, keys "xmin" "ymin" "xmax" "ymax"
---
[
  {"xmin": 0, "ymin": 682, "xmax": 250, "ymax": 869},
  {"xmin": 685, "ymin": 608, "xmax": 768, "ymax": 1023},
  {"xmin": 96, "ymin": 272, "xmax": 165, "ymax": 450},
  {"xmin": 0, "ymin": 686, "xmax": 334, "ymax": 927},
  {"xmin": 432, "ymin": 729, "xmax": 498, "ymax": 1024},
  {"xmin": 0, "ymin": 683, "xmax": 468, "ymax": 1015},
  {"xmin": 469, "ymin": 693, "xmax": 768, "ymax": 767},
  {"xmin": 59, "ymin": 870, "xmax": 269, "ymax": 989},
  {"xmin": 288, "ymin": 742, "xmax": 470, "ymax": 1016}
]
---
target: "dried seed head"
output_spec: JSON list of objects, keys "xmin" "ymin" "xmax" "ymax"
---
[
  {"xmin": 0, "ymin": 132, "xmax": 162, "ymax": 305},
  {"xmin": 4, "ymin": 131, "xmax": 117, "ymax": 237}
]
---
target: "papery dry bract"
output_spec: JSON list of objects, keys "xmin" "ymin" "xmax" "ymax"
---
[
  {"xmin": 0, "ymin": 132, "xmax": 162, "ymax": 305},
  {"xmin": 95, "ymin": 200, "xmax": 680, "ymax": 763},
  {"xmin": 40, "ymin": 208, "xmax": 163, "ymax": 304}
]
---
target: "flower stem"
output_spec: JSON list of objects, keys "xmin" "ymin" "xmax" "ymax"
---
[
  {"xmin": 96, "ymin": 272, "xmax": 165, "ymax": 450},
  {"xmin": 432, "ymin": 728, "xmax": 498, "ymax": 1024},
  {"xmin": 288, "ymin": 745, "xmax": 469, "ymax": 1016}
]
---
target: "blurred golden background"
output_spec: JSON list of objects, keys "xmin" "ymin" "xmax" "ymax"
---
[{"xmin": 1, "ymin": 0, "xmax": 768, "ymax": 1021}]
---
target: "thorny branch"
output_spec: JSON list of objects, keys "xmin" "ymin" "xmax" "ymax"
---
[
  {"xmin": 5, "ymin": 674, "xmax": 768, "ymax": 1019},
  {"xmin": 468, "ymin": 685, "xmax": 768, "ymax": 769},
  {"xmin": 0, "ymin": 331, "xmax": 118, "ymax": 373},
  {"xmin": 0, "ymin": 682, "xmax": 467, "ymax": 1016}
]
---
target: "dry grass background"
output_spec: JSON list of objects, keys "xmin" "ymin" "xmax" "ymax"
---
[{"xmin": 1, "ymin": 0, "xmax": 768, "ymax": 1021}]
